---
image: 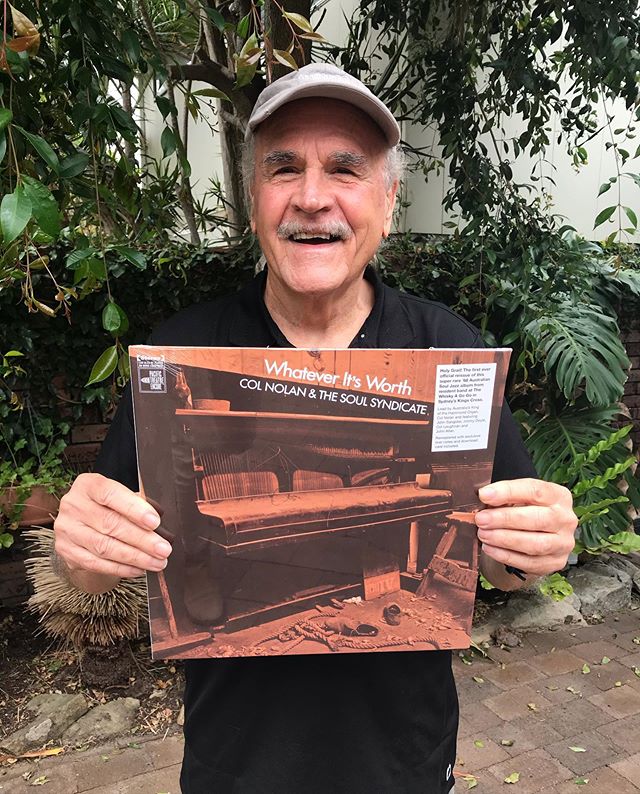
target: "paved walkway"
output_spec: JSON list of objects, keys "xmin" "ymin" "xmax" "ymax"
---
[{"xmin": 1, "ymin": 609, "xmax": 639, "ymax": 793}]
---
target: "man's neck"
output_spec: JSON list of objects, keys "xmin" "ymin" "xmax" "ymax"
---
[{"xmin": 263, "ymin": 271, "xmax": 375, "ymax": 348}]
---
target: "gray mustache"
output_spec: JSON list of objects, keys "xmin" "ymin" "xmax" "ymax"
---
[{"xmin": 277, "ymin": 221, "xmax": 352, "ymax": 240}]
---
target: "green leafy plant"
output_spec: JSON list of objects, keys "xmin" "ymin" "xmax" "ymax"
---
[
  {"xmin": 550, "ymin": 424, "xmax": 637, "ymax": 550},
  {"xmin": 0, "ymin": 408, "xmax": 72, "ymax": 521},
  {"xmin": 1, "ymin": 1, "xmax": 639, "ymax": 561},
  {"xmin": 578, "ymin": 531, "xmax": 640, "ymax": 555},
  {"xmin": 378, "ymin": 230, "xmax": 640, "ymax": 551},
  {"xmin": 0, "ymin": 348, "xmax": 72, "ymax": 545},
  {"xmin": 538, "ymin": 572, "xmax": 574, "ymax": 602}
]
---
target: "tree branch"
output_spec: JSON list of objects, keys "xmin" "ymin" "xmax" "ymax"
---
[
  {"xmin": 219, "ymin": 108, "xmax": 246, "ymax": 133},
  {"xmin": 169, "ymin": 61, "xmax": 257, "ymax": 122}
]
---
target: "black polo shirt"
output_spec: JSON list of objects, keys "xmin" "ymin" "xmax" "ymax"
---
[{"xmin": 95, "ymin": 266, "xmax": 536, "ymax": 794}]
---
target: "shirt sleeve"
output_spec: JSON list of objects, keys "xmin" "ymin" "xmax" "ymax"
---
[
  {"xmin": 92, "ymin": 381, "xmax": 139, "ymax": 492},
  {"xmin": 469, "ymin": 331, "xmax": 538, "ymax": 483},
  {"xmin": 492, "ymin": 402, "xmax": 538, "ymax": 482}
]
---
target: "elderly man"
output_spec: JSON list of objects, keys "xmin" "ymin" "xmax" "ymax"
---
[{"xmin": 54, "ymin": 64, "xmax": 577, "ymax": 793}]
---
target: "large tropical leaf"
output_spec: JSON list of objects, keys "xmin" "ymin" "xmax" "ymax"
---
[
  {"xmin": 523, "ymin": 303, "xmax": 629, "ymax": 406},
  {"xmin": 518, "ymin": 403, "xmax": 621, "ymax": 481},
  {"xmin": 519, "ymin": 404, "xmax": 638, "ymax": 547}
]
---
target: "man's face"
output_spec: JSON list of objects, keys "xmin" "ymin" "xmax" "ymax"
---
[{"xmin": 250, "ymin": 98, "xmax": 398, "ymax": 299}]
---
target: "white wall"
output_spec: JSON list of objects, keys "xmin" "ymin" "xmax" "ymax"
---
[
  {"xmin": 403, "ymin": 94, "xmax": 640, "ymax": 241},
  {"xmin": 140, "ymin": 83, "xmax": 226, "ymax": 212}
]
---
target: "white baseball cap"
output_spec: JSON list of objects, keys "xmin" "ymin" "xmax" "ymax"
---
[{"xmin": 247, "ymin": 63, "xmax": 401, "ymax": 146}]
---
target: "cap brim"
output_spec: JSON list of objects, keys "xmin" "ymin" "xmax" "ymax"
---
[{"xmin": 247, "ymin": 81, "xmax": 400, "ymax": 146}]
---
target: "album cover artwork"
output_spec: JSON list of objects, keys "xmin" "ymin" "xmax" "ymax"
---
[{"xmin": 129, "ymin": 347, "xmax": 510, "ymax": 660}]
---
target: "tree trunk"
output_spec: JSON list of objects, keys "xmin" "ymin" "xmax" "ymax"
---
[
  {"xmin": 218, "ymin": 104, "xmax": 248, "ymax": 229},
  {"xmin": 264, "ymin": 0, "xmax": 312, "ymax": 81},
  {"xmin": 120, "ymin": 83, "xmax": 136, "ymax": 165},
  {"xmin": 205, "ymin": 2, "xmax": 251, "ymax": 230}
]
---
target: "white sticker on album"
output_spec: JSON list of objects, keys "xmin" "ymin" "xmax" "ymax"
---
[
  {"xmin": 137, "ymin": 354, "xmax": 167, "ymax": 394},
  {"xmin": 431, "ymin": 363, "xmax": 497, "ymax": 452}
]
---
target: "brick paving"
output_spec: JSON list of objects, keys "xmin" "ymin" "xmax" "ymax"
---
[
  {"xmin": 454, "ymin": 608, "xmax": 640, "ymax": 792},
  {"xmin": 0, "ymin": 609, "xmax": 638, "ymax": 793}
]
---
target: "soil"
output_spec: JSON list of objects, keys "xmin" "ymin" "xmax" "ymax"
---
[{"xmin": 0, "ymin": 605, "xmax": 184, "ymax": 749}]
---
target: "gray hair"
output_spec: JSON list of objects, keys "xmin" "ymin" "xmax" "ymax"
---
[{"xmin": 242, "ymin": 130, "xmax": 406, "ymax": 212}]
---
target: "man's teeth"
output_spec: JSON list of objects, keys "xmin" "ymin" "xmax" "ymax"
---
[{"xmin": 291, "ymin": 232, "xmax": 336, "ymax": 241}]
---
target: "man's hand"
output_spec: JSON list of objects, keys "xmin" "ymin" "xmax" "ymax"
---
[
  {"xmin": 476, "ymin": 478, "xmax": 577, "ymax": 588},
  {"xmin": 54, "ymin": 473, "xmax": 172, "ymax": 592}
]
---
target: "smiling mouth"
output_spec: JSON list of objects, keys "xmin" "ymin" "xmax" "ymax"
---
[{"xmin": 288, "ymin": 233, "xmax": 341, "ymax": 245}]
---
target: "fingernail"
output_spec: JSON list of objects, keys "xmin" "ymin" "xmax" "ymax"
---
[
  {"xmin": 155, "ymin": 540, "xmax": 172, "ymax": 556},
  {"xmin": 479, "ymin": 486, "xmax": 496, "ymax": 501},
  {"xmin": 475, "ymin": 511, "xmax": 490, "ymax": 527},
  {"xmin": 143, "ymin": 512, "xmax": 160, "ymax": 530},
  {"xmin": 151, "ymin": 558, "xmax": 168, "ymax": 571}
]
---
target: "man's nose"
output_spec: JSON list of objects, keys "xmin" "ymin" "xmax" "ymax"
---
[{"xmin": 292, "ymin": 170, "xmax": 332, "ymax": 214}]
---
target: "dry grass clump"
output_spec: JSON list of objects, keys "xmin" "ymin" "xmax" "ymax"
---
[{"xmin": 24, "ymin": 527, "xmax": 148, "ymax": 647}]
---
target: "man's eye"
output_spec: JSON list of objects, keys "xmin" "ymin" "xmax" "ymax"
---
[
  {"xmin": 274, "ymin": 166, "xmax": 297, "ymax": 175},
  {"xmin": 335, "ymin": 167, "xmax": 355, "ymax": 175}
]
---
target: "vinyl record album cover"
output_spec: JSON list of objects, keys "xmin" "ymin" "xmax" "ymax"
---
[{"xmin": 129, "ymin": 347, "xmax": 510, "ymax": 659}]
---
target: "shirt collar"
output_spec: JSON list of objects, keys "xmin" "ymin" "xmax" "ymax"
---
[{"xmin": 228, "ymin": 264, "xmax": 415, "ymax": 348}]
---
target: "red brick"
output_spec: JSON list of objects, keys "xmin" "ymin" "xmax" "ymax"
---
[
  {"xmin": 590, "ymin": 660, "xmax": 639, "ymax": 691},
  {"xmin": 611, "ymin": 629, "xmax": 640, "ymax": 653},
  {"xmin": 564, "ymin": 623, "xmax": 619, "ymax": 643},
  {"xmin": 484, "ymin": 686, "xmax": 553, "ymax": 721},
  {"xmin": 486, "ymin": 748, "xmax": 573, "ymax": 792},
  {"xmin": 1, "ymin": 765, "xmax": 80, "ymax": 793},
  {"xmin": 485, "ymin": 717, "xmax": 563, "ymax": 756},
  {"xmin": 597, "ymin": 712, "xmax": 640, "ymax": 752},
  {"xmin": 528, "ymin": 649, "xmax": 585, "ymax": 676},
  {"xmin": 618, "ymin": 651, "xmax": 640, "ymax": 668},
  {"xmin": 146, "ymin": 734, "xmax": 184, "ymax": 769},
  {"xmin": 482, "ymin": 660, "xmax": 543, "ymax": 690},
  {"xmin": 546, "ymin": 729, "xmax": 624, "ymax": 775},
  {"xmin": 64, "ymin": 443, "xmax": 102, "ymax": 470},
  {"xmin": 538, "ymin": 765, "xmax": 640, "ymax": 794},
  {"xmin": 627, "ymin": 368, "xmax": 640, "ymax": 382},
  {"xmin": 70, "ymin": 424, "xmax": 109, "ymax": 444},
  {"xmin": 611, "ymin": 751, "xmax": 640, "ymax": 788},
  {"xmin": 478, "ymin": 642, "xmax": 536, "ymax": 664},
  {"xmin": 457, "ymin": 700, "xmax": 505, "ymax": 738},
  {"xmin": 456, "ymin": 736, "xmax": 510, "ymax": 771},
  {"xmin": 588, "ymin": 684, "xmax": 640, "ymax": 718},
  {"xmin": 611, "ymin": 610, "xmax": 640, "ymax": 632},
  {"xmin": 525, "ymin": 630, "xmax": 583, "ymax": 654},
  {"xmin": 528, "ymin": 697, "xmax": 615, "ymax": 738},
  {"xmin": 455, "ymin": 673, "xmax": 503, "ymax": 704},
  {"xmin": 536, "ymin": 670, "xmax": 601, "ymax": 704}
]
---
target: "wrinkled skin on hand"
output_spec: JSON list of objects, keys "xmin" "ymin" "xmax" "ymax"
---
[
  {"xmin": 476, "ymin": 478, "xmax": 578, "ymax": 577},
  {"xmin": 54, "ymin": 473, "xmax": 172, "ymax": 584}
]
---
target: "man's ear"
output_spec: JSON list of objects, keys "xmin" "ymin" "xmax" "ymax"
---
[
  {"xmin": 249, "ymin": 186, "xmax": 256, "ymax": 233},
  {"xmin": 382, "ymin": 180, "xmax": 399, "ymax": 238}
]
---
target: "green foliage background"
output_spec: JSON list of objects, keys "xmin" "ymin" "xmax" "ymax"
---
[{"xmin": 1, "ymin": 0, "xmax": 639, "ymax": 551}]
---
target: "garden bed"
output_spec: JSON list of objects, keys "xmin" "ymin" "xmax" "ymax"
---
[{"xmin": 0, "ymin": 606, "xmax": 183, "ymax": 749}]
